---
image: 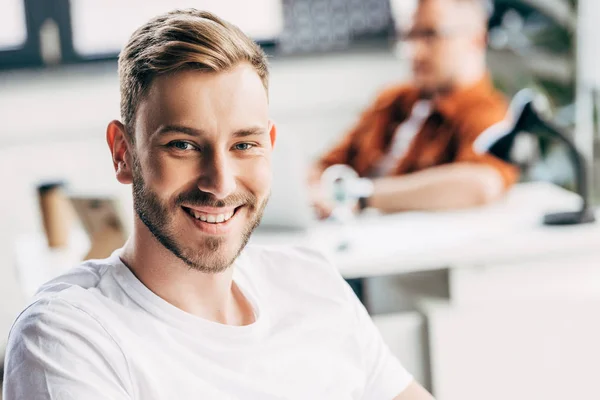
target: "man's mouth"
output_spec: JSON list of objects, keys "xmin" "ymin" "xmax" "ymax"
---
[{"xmin": 182, "ymin": 206, "xmax": 240, "ymax": 224}]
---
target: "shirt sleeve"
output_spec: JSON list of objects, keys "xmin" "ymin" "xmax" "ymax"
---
[
  {"xmin": 3, "ymin": 297, "xmax": 132, "ymax": 400},
  {"xmin": 318, "ymin": 85, "xmax": 407, "ymax": 170},
  {"xmin": 454, "ymin": 101, "xmax": 520, "ymax": 189},
  {"xmin": 344, "ymin": 283, "xmax": 414, "ymax": 400},
  {"xmin": 318, "ymin": 106, "xmax": 377, "ymax": 169}
]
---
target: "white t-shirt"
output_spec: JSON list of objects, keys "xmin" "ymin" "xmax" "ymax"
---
[
  {"xmin": 3, "ymin": 246, "xmax": 412, "ymax": 400},
  {"xmin": 374, "ymin": 100, "xmax": 432, "ymax": 177}
]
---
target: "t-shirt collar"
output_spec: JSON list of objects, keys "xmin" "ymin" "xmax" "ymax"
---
[{"xmin": 107, "ymin": 248, "xmax": 267, "ymax": 340}]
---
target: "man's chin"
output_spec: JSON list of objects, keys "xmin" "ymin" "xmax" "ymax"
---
[
  {"xmin": 178, "ymin": 245, "xmax": 237, "ymax": 273},
  {"xmin": 171, "ymin": 200, "xmax": 265, "ymax": 272},
  {"xmin": 413, "ymin": 78, "xmax": 436, "ymax": 96},
  {"xmin": 176, "ymin": 232, "xmax": 251, "ymax": 273}
]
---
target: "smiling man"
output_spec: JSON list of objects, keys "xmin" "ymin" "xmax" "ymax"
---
[{"xmin": 3, "ymin": 9, "xmax": 434, "ymax": 400}]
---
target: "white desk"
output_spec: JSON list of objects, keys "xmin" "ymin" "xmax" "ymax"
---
[
  {"xmin": 254, "ymin": 181, "xmax": 597, "ymax": 277},
  {"xmin": 251, "ymin": 182, "xmax": 600, "ymax": 400}
]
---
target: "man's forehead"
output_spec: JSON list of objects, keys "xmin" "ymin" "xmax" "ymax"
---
[
  {"xmin": 135, "ymin": 67, "xmax": 269, "ymax": 140},
  {"xmin": 413, "ymin": 0, "xmax": 484, "ymax": 28},
  {"xmin": 148, "ymin": 67, "xmax": 267, "ymax": 106}
]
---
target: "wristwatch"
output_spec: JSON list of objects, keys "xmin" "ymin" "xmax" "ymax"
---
[{"xmin": 355, "ymin": 178, "xmax": 374, "ymax": 211}]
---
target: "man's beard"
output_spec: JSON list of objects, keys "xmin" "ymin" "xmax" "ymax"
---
[
  {"xmin": 417, "ymin": 77, "xmax": 455, "ymax": 100},
  {"xmin": 131, "ymin": 157, "xmax": 267, "ymax": 273}
]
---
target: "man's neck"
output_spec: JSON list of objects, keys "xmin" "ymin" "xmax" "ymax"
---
[
  {"xmin": 427, "ymin": 70, "xmax": 487, "ymax": 103},
  {"xmin": 119, "ymin": 218, "xmax": 254, "ymax": 326}
]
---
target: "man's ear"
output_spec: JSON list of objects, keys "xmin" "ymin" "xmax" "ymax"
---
[
  {"xmin": 268, "ymin": 120, "xmax": 277, "ymax": 148},
  {"xmin": 475, "ymin": 31, "xmax": 488, "ymax": 49},
  {"xmin": 106, "ymin": 120, "xmax": 133, "ymax": 184}
]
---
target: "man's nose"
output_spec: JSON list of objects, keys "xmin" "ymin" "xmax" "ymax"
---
[
  {"xmin": 196, "ymin": 150, "xmax": 237, "ymax": 200},
  {"xmin": 410, "ymin": 39, "xmax": 430, "ymax": 64}
]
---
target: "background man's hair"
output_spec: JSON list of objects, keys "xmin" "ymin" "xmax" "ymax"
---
[
  {"xmin": 118, "ymin": 9, "xmax": 269, "ymax": 140},
  {"xmin": 461, "ymin": 0, "xmax": 493, "ymax": 19}
]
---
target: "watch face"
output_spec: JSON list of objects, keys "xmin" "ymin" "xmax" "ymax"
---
[{"xmin": 321, "ymin": 164, "xmax": 360, "ymax": 206}]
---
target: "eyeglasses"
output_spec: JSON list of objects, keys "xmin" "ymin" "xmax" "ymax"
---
[{"xmin": 397, "ymin": 27, "xmax": 463, "ymax": 45}]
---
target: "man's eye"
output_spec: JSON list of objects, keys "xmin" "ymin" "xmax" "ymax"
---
[
  {"xmin": 234, "ymin": 143, "xmax": 254, "ymax": 151},
  {"xmin": 168, "ymin": 141, "xmax": 196, "ymax": 151}
]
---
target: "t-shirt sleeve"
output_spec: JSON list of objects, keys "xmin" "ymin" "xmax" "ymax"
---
[
  {"xmin": 3, "ymin": 297, "xmax": 132, "ymax": 400},
  {"xmin": 344, "ymin": 283, "xmax": 414, "ymax": 400},
  {"xmin": 454, "ymin": 100, "xmax": 520, "ymax": 189}
]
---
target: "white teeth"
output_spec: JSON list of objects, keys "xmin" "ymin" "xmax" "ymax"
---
[{"xmin": 187, "ymin": 208, "xmax": 235, "ymax": 224}]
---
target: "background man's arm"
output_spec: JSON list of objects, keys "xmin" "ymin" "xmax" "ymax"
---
[
  {"xmin": 365, "ymin": 95, "xmax": 520, "ymax": 213},
  {"xmin": 394, "ymin": 381, "xmax": 436, "ymax": 400},
  {"xmin": 368, "ymin": 161, "xmax": 506, "ymax": 213},
  {"xmin": 309, "ymin": 86, "xmax": 406, "ymax": 217},
  {"xmin": 308, "ymin": 163, "xmax": 338, "ymax": 219}
]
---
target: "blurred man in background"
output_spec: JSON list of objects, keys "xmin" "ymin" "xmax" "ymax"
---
[{"xmin": 310, "ymin": 0, "xmax": 519, "ymax": 218}]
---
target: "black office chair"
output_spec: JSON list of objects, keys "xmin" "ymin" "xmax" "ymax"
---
[{"xmin": 474, "ymin": 89, "xmax": 595, "ymax": 225}]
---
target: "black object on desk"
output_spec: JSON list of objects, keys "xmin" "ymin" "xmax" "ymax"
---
[{"xmin": 474, "ymin": 89, "xmax": 596, "ymax": 225}]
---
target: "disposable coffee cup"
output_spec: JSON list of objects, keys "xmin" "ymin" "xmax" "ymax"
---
[{"xmin": 38, "ymin": 182, "xmax": 70, "ymax": 248}]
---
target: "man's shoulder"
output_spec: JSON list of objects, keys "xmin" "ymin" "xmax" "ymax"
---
[
  {"xmin": 468, "ymin": 87, "xmax": 508, "ymax": 113},
  {"xmin": 13, "ymin": 293, "xmax": 94, "ymax": 328},
  {"xmin": 455, "ymin": 83, "xmax": 509, "ymax": 122},
  {"xmin": 4, "ymin": 277, "xmax": 129, "ymax": 398},
  {"xmin": 241, "ymin": 245, "xmax": 336, "ymax": 276},
  {"xmin": 239, "ymin": 245, "xmax": 349, "ymax": 297},
  {"xmin": 372, "ymin": 83, "xmax": 417, "ymax": 110},
  {"xmin": 7, "ymin": 291, "xmax": 109, "ymax": 355},
  {"xmin": 464, "ymin": 91, "xmax": 509, "ymax": 135},
  {"xmin": 35, "ymin": 257, "xmax": 116, "ymax": 301},
  {"xmin": 10, "ymin": 257, "xmax": 120, "ymax": 335},
  {"xmin": 244, "ymin": 245, "xmax": 331, "ymax": 269}
]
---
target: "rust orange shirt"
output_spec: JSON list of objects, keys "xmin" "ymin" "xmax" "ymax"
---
[{"xmin": 318, "ymin": 76, "xmax": 519, "ymax": 187}]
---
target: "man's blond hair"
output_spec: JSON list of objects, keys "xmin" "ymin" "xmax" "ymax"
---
[{"xmin": 118, "ymin": 9, "xmax": 269, "ymax": 139}]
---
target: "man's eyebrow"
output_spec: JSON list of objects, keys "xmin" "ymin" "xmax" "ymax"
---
[
  {"xmin": 153, "ymin": 125, "xmax": 267, "ymax": 138},
  {"xmin": 232, "ymin": 127, "xmax": 267, "ymax": 138},
  {"xmin": 154, "ymin": 124, "xmax": 206, "ymax": 138}
]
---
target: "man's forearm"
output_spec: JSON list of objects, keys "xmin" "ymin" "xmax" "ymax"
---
[
  {"xmin": 308, "ymin": 164, "xmax": 326, "ymax": 187},
  {"xmin": 368, "ymin": 163, "xmax": 506, "ymax": 213},
  {"xmin": 394, "ymin": 381, "xmax": 436, "ymax": 400}
]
